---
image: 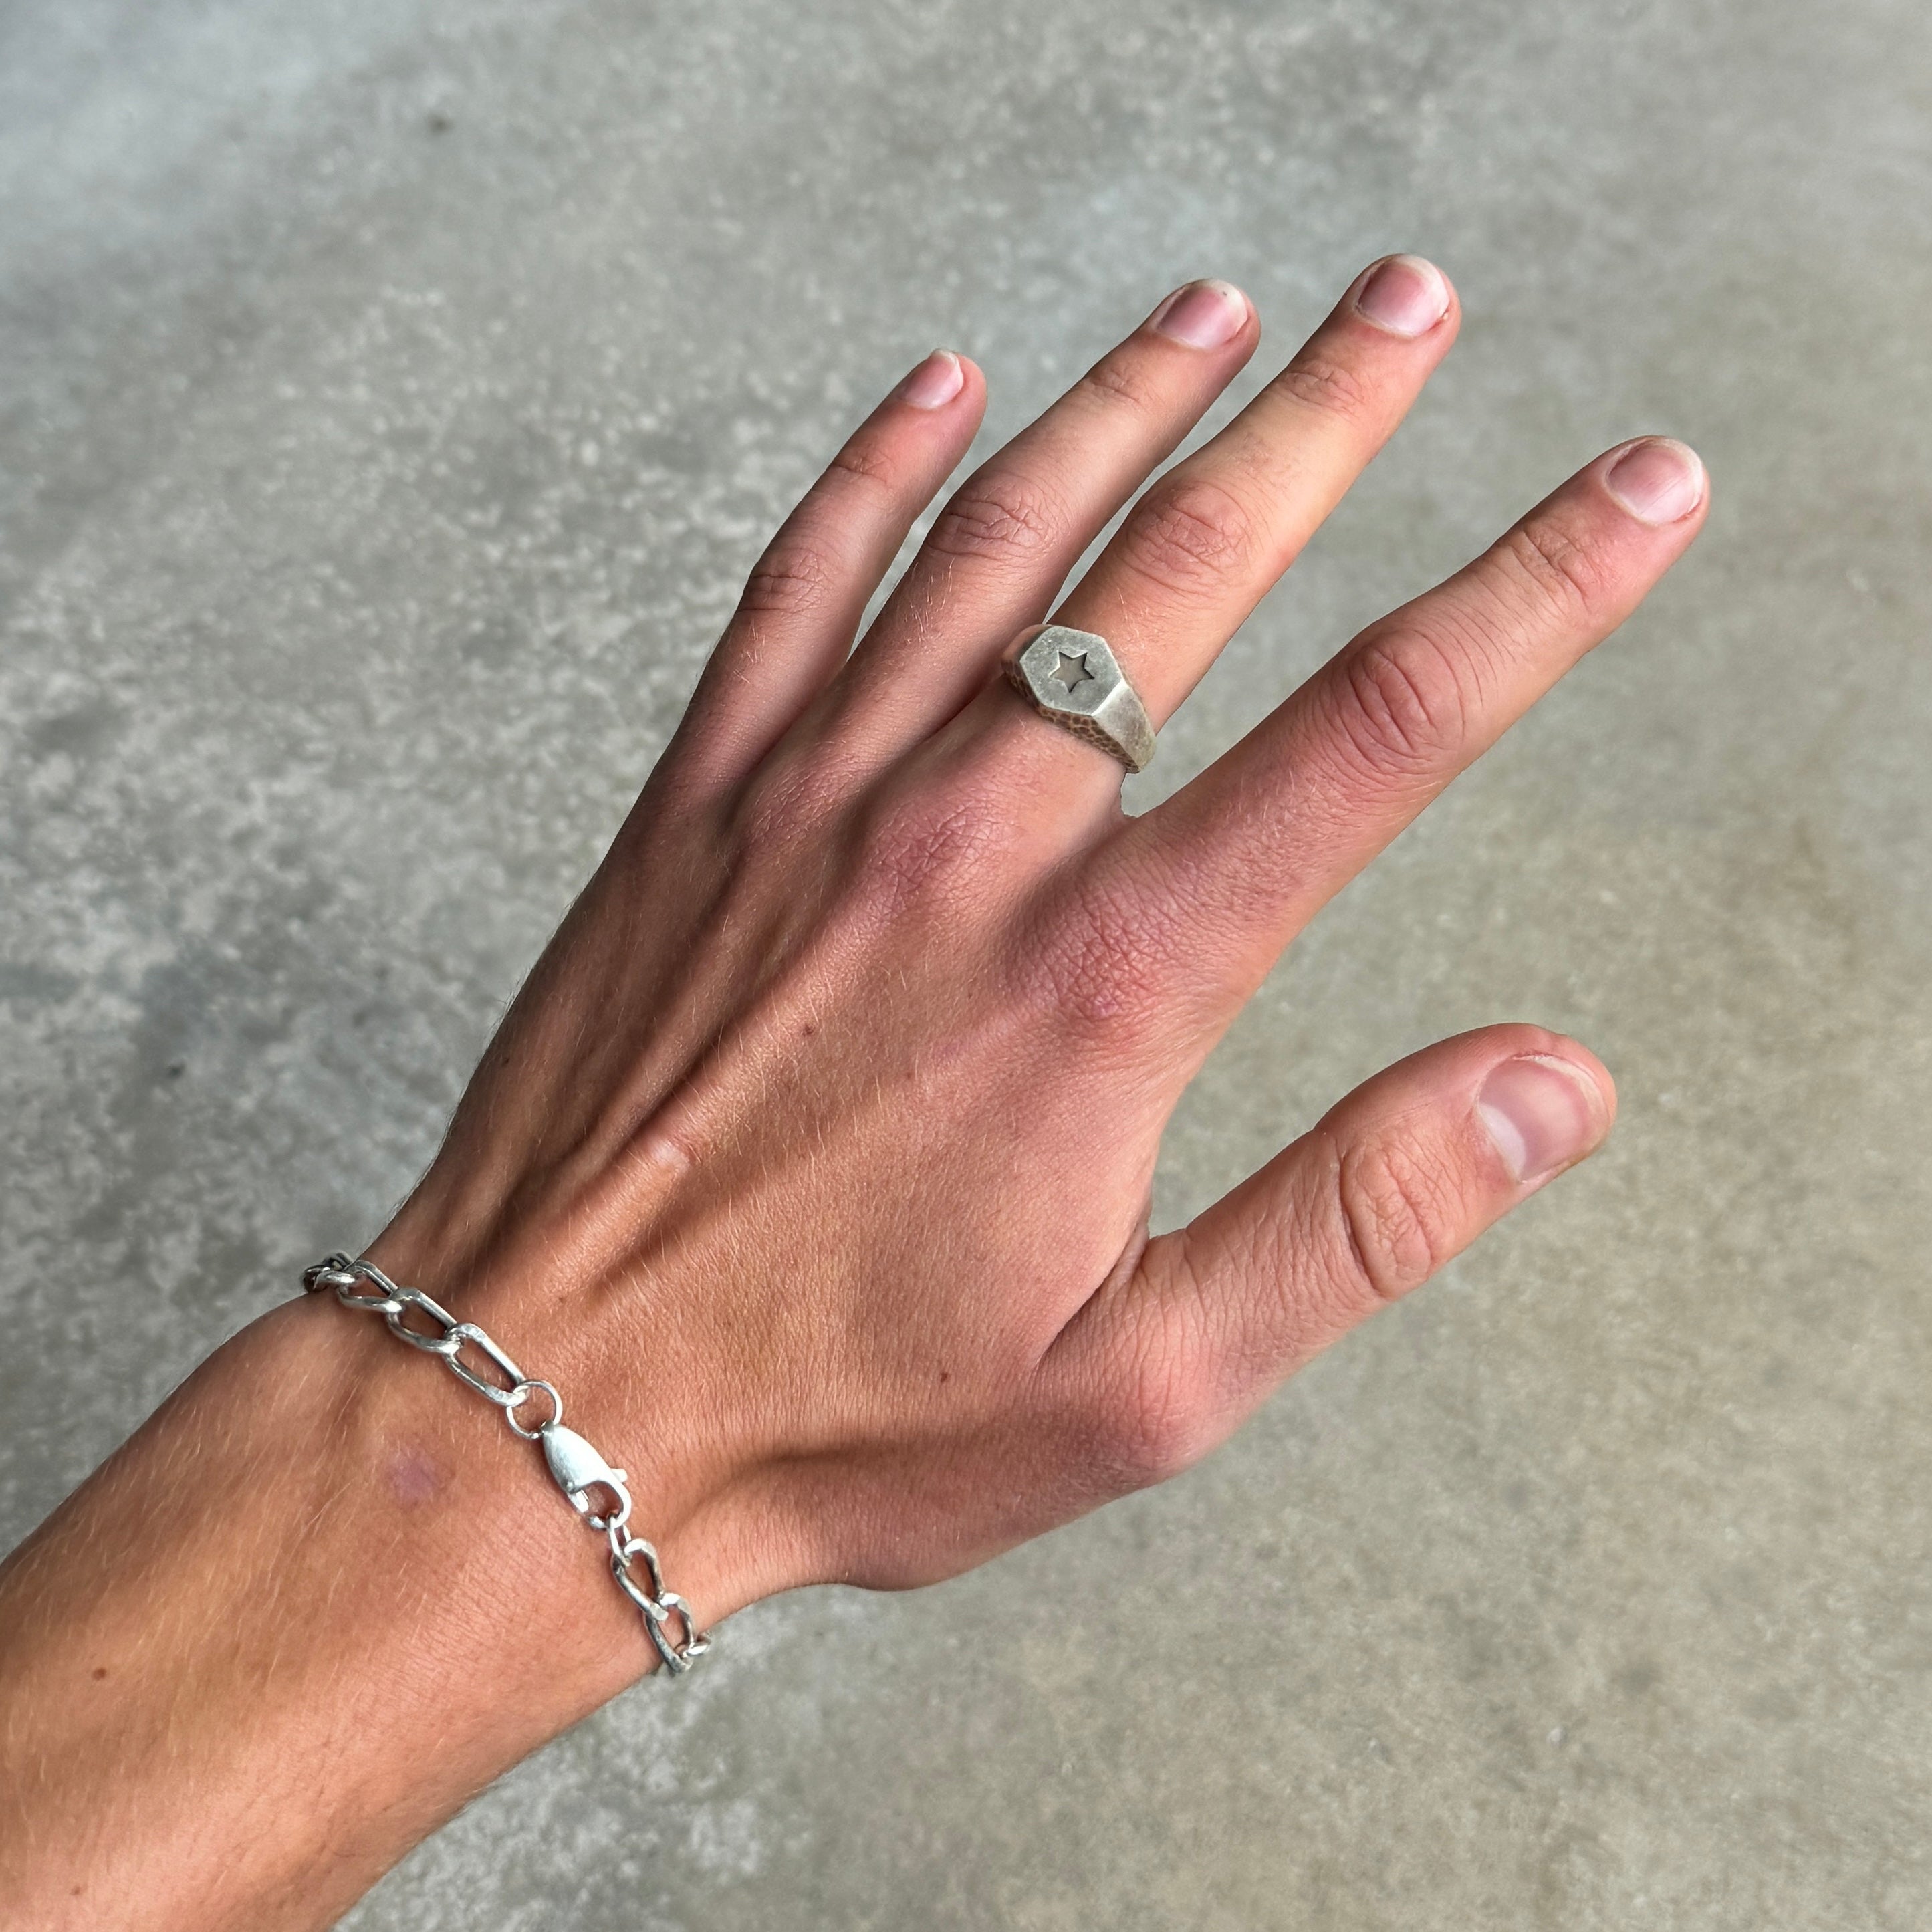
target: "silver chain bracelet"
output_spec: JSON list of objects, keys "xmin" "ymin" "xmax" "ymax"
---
[{"xmin": 302, "ymin": 1252, "xmax": 712, "ymax": 1675}]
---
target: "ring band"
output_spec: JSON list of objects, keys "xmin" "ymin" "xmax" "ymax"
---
[{"xmin": 1001, "ymin": 624, "xmax": 1157, "ymax": 773}]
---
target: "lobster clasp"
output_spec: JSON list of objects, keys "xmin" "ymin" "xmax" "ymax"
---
[{"xmin": 539, "ymin": 1422, "xmax": 632, "ymax": 1532}]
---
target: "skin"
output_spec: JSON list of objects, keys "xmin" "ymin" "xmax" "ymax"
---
[{"xmin": 0, "ymin": 257, "xmax": 1706, "ymax": 1930}]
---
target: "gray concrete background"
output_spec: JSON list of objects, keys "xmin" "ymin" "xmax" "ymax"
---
[{"xmin": 3, "ymin": 0, "xmax": 1929, "ymax": 1924}]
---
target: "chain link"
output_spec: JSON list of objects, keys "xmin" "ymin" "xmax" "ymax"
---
[{"xmin": 302, "ymin": 1251, "xmax": 712, "ymax": 1675}]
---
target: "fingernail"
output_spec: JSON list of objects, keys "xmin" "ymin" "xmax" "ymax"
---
[
  {"xmin": 896, "ymin": 349, "xmax": 965, "ymax": 410},
  {"xmin": 1603, "ymin": 437, "xmax": 1705, "ymax": 525},
  {"xmin": 1476, "ymin": 1056, "xmax": 1607, "ymax": 1185},
  {"xmin": 1149, "ymin": 279, "xmax": 1251, "ymax": 350},
  {"xmin": 1352, "ymin": 254, "xmax": 1450, "ymax": 338}
]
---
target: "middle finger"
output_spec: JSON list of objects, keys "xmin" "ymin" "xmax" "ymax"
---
[
  {"xmin": 819, "ymin": 279, "xmax": 1261, "ymax": 763},
  {"xmin": 969, "ymin": 255, "xmax": 1459, "ymax": 795}
]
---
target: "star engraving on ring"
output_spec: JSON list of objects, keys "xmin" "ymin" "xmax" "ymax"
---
[{"xmin": 1050, "ymin": 648, "xmax": 1095, "ymax": 693}]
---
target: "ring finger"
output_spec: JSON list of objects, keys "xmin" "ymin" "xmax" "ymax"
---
[
  {"xmin": 813, "ymin": 278, "xmax": 1261, "ymax": 763},
  {"xmin": 960, "ymin": 255, "xmax": 1461, "ymax": 800}
]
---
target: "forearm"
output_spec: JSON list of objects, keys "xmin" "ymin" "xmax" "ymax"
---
[{"xmin": 0, "ymin": 1292, "xmax": 646, "ymax": 1932}]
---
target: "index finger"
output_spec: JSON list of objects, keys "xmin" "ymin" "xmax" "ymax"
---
[{"xmin": 1125, "ymin": 435, "xmax": 1711, "ymax": 1003}]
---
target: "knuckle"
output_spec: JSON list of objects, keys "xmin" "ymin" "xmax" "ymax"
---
[
  {"xmin": 1118, "ymin": 475, "xmax": 1255, "ymax": 600},
  {"xmin": 736, "ymin": 537, "xmax": 842, "ymax": 624},
  {"xmin": 1330, "ymin": 629, "xmax": 1471, "ymax": 780},
  {"xmin": 925, "ymin": 469, "xmax": 1065, "ymax": 568},
  {"xmin": 850, "ymin": 774, "xmax": 1011, "ymax": 921},
  {"xmin": 1074, "ymin": 352, "xmax": 1164, "ymax": 415},
  {"xmin": 1268, "ymin": 352, "xmax": 1379, "ymax": 425},
  {"xmin": 1333, "ymin": 1130, "xmax": 1460, "ymax": 1303},
  {"xmin": 1497, "ymin": 515, "xmax": 1610, "ymax": 619},
  {"xmin": 1019, "ymin": 875, "xmax": 1181, "ymax": 1047},
  {"xmin": 731, "ymin": 751, "xmax": 849, "ymax": 853},
  {"xmin": 823, "ymin": 435, "xmax": 897, "ymax": 496},
  {"xmin": 1096, "ymin": 1329, "xmax": 1215, "ymax": 1490}
]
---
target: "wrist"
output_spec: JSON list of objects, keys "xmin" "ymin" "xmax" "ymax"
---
[
  {"xmin": 362, "ymin": 1205, "xmax": 787, "ymax": 1628},
  {"xmin": 301, "ymin": 1252, "xmax": 725, "ymax": 1677},
  {"xmin": 288, "ymin": 1284, "xmax": 663, "ymax": 1689},
  {"xmin": 0, "ymin": 1288, "xmax": 659, "ymax": 1932}
]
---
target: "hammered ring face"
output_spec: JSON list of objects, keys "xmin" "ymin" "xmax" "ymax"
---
[{"xmin": 1002, "ymin": 624, "xmax": 1157, "ymax": 773}]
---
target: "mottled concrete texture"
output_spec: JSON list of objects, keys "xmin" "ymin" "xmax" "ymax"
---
[{"xmin": 5, "ymin": 1, "xmax": 1931, "ymax": 1925}]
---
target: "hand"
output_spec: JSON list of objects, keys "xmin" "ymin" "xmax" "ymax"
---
[
  {"xmin": 0, "ymin": 257, "xmax": 1707, "ymax": 1930},
  {"xmin": 377, "ymin": 256, "xmax": 1702, "ymax": 1606}
]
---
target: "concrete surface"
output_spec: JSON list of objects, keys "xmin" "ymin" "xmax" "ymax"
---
[{"xmin": 4, "ymin": 0, "xmax": 1931, "ymax": 1925}]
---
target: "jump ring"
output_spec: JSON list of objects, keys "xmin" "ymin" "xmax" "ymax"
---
[{"xmin": 503, "ymin": 1378, "xmax": 563, "ymax": 1438}]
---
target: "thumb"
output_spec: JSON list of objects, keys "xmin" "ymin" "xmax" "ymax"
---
[{"xmin": 1046, "ymin": 1025, "xmax": 1614, "ymax": 1487}]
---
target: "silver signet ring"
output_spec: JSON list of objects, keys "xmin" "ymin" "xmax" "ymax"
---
[{"xmin": 1002, "ymin": 624, "xmax": 1157, "ymax": 774}]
